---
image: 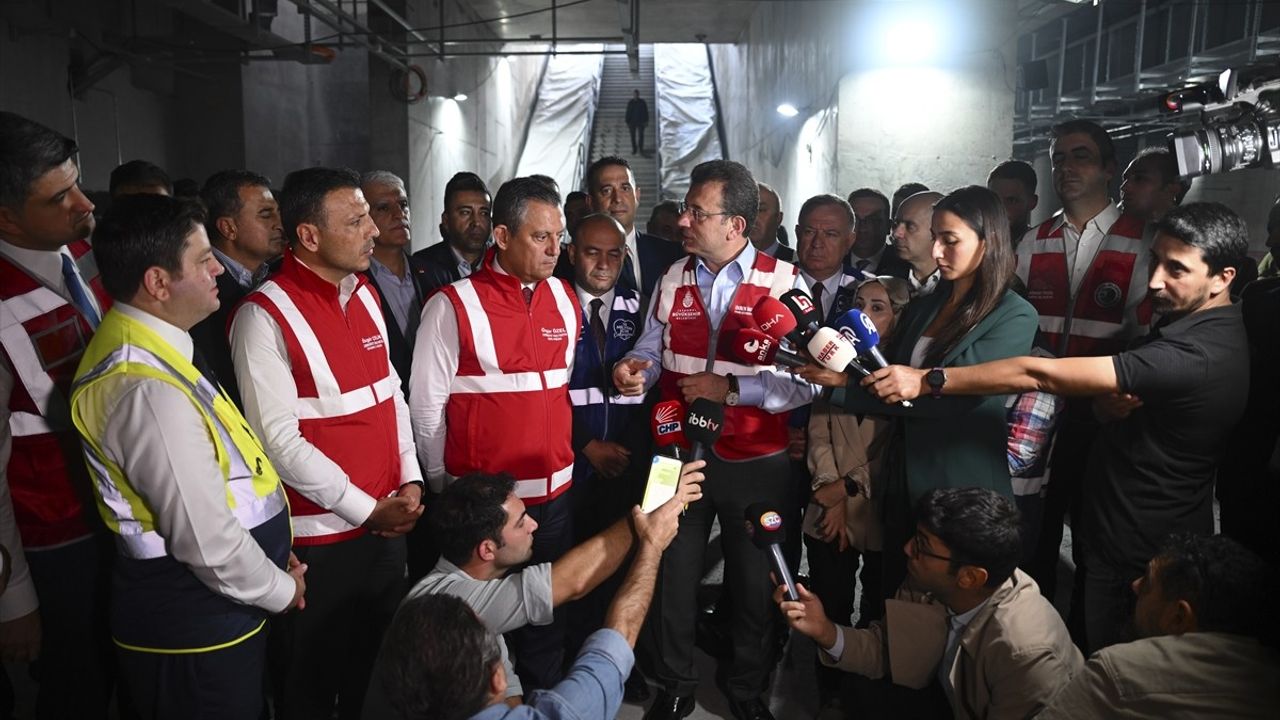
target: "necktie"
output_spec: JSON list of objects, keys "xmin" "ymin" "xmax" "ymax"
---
[
  {"xmin": 61, "ymin": 253, "xmax": 100, "ymax": 328},
  {"xmin": 522, "ymin": 286, "xmax": 534, "ymax": 306},
  {"xmin": 621, "ymin": 254, "xmax": 639, "ymax": 294},
  {"xmin": 191, "ymin": 345, "xmax": 221, "ymax": 392},
  {"xmin": 855, "ymin": 259, "xmax": 871, "ymax": 275},
  {"xmin": 811, "ymin": 282, "xmax": 826, "ymax": 322},
  {"xmin": 589, "ymin": 298, "xmax": 607, "ymax": 358}
]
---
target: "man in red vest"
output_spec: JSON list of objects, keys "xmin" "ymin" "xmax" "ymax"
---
[
  {"xmin": 409, "ymin": 176, "xmax": 582, "ymax": 692},
  {"xmin": 231, "ymin": 167, "xmax": 424, "ymax": 720},
  {"xmin": 1014, "ymin": 119, "xmax": 1152, "ymax": 636},
  {"xmin": 614, "ymin": 160, "xmax": 818, "ymax": 720},
  {"xmin": 0, "ymin": 111, "xmax": 119, "ymax": 718}
]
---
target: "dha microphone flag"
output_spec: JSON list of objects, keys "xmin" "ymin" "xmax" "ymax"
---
[
  {"xmin": 731, "ymin": 328, "xmax": 807, "ymax": 369},
  {"xmin": 650, "ymin": 398, "xmax": 687, "ymax": 456},
  {"xmin": 744, "ymin": 502, "xmax": 798, "ymax": 601},
  {"xmin": 684, "ymin": 397, "xmax": 724, "ymax": 462},
  {"xmin": 751, "ymin": 296, "xmax": 799, "ymax": 343},
  {"xmin": 779, "ymin": 289, "xmax": 822, "ymax": 341}
]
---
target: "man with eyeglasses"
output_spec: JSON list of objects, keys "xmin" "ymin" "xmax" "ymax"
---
[
  {"xmin": 777, "ymin": 487, "xmax": 1081, "ymax": 719},
  {"xmin": 613, "ymin": 160, "xmax": 819, "ymax": 720}
]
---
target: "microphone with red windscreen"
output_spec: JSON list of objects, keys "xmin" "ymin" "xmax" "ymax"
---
[
  {"xmin": 780, "ymin": 289, "xmax": 823, "ymax": 342},
  {"xmin": 650, "ymin": 398, "xmax": 687, "ymax": 459},
  {"xmin": 751, "ymin": 296, "xmax": 800, "ymax": 345},
  {"xmin": 730, "ymin": 328, "xmax": 807, "ymax": 369}
]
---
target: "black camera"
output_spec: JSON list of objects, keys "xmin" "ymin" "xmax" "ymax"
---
[{"xmin": 1165, "ymin": 66, "xmax": 1280, "ymax": 179}]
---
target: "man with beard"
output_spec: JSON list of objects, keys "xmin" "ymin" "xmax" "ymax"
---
[
  {"xmin": 413, "ymin": 171, "xmax": 491, "ymax": 295},
  {"xmin": 361, "ymin": 171, "xmax": 427, "ymax": 397},
  {"xmin": 860, "ymin": 202, "xmax": 1250, "ymax": 653},
  {"xmin": 231, "ymin": 167, "xmax": 424, "ymax": 719},
  {"xmin": 191, "ymin": 169, "xmax": 286, "ymax": 408},
  {"xmin": 410, "ymin": 176, "xmax": 581, "ymax": 692}
]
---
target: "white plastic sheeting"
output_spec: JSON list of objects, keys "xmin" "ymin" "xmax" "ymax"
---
[
  {"xmin": 514, "ymin": 45, "xmax": 604, "ymax": 197},
  {"xmin": 654, "ymin": 44, "xmax": 724, "ymax": 200}
]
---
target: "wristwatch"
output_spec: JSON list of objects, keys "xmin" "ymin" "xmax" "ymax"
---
[
  {"xmin": 725, "ymin": 374, "xmax": 740, "ymax": 406},
  {"xmin": 926, "ymin": 367, "xmax": 947, "ymax": 398}
]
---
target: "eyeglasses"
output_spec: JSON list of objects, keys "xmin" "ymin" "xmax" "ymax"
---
[
  {"xmin": 677, "ymin": 201, "xmax": 733, "ymax": 224},
  {"xmin": 910, "ymin": 532, "xmax": 953, "ymax": 563}
]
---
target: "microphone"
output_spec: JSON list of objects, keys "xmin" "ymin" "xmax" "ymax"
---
[
  {"xmin": 779, "ymin": 289, "xmax": 822, "ymax": 341},
  {"xmin": 841, "ymin": 309, "xmax": 892, "ymax": 370},
  {"xmin": 684, "ymin": 398, "xmax": 724, "ymax": 462},
  {"xmin": 745, "ymin": 502, "xmax": 798, "ymax": 602},
  {"xmin": 830, "ymin": 309, "xmax": 913, "ymax": 407},
  {"xmin": 751, "ymin": 296, "xmax": 799, "ymax": 344},
  {"xmin": 805, "ymin": 327, "xmax": 859, "ymax": 373},
  {"xmin": 730, "ymin": 328, "xmax": 807, "ymax": 369},
  {"xmin": 650, "ymin": 399, "xmax": 687, "ymax": 459}
]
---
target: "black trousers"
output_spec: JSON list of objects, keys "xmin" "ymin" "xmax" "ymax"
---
[
  {"xmin": 119, "ymin": 628, "xmax": 266, "ymax": 720},
  {"xmin": 628, "ymin": 123, "xmax": 646, "ymax": 153},
  {"xmin": 505, "ymin": 491, "xmax": 574, "ymax": 692},
  {"xmin": 1078, "ymin": 539, "xmax": 1140, "ymax": 655},
  {"xmin": 0, "ymin": 535, "xmax": 121, "ymax": 720},
  {"xmin": 268, "ymin": 533, "xmax": 405, "ymax": 720},
  {"xmin": 803, "ymin": 532, "xmax": 861, "ymax": 704},
  {"xmin": 645, "ymin": 451, "xmax": 790, "ymax": 701}
]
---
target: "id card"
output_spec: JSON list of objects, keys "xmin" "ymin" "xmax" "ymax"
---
[{"xmin": 641, "ymin": 455, "xmax": 684, "ymax": 513}]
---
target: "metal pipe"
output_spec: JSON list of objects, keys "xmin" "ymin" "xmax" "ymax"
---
[
  {"xmin": 1054, "ymin": 17, "xmax": 1066, "ymax": 117},
  {"xmin": 401, "ymin": 49, "xmax": 628, "ymax": 57},
  {"xmin": 291, "ymin": 0, "xmax": 412, "ymax": 69},
  {"xmin": 552, "ymin": 0, "xmax": 557, "ymax": 51},
  {"xmin": 1090, "ymin": 1, "xmax": 1103, "ymax": 105},
  {"xmin": 1133, "ymin": 0, "xmax": 1146, "ymax": 94},
  {"xmin": 367, "ymin": 0, "xmax": 429, "ymax": 43}
]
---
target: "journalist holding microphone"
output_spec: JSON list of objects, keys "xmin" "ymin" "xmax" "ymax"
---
[
  {"xmin": 612, "ymin": 160, "xmax": 818, "ymax": 720},
  {"xmin": 798, "ymin": 185, "xmax": 1037, "ymax": 599}
]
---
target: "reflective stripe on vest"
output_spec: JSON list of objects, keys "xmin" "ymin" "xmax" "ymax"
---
[
  {"xmin": 71, "ymin": 313, "xmax": 287, "ymax": 560},
  {"xmin": 1, "ymin": 285, "xmax": 73, "ymax": 436},
  {"xmin": 449, "ymin": 277, "xmax": 578, "ymax": 394}
]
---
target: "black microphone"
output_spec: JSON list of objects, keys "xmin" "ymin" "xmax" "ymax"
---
[
  {"xmin": 745, "ymin": 502, "xmax": 798, "ymax": 601},
  {"xmin": 779, "ymin": 289, "xmax": 822, "ymax": 343},
  {"xmin": 684, "ymin": 397, "xmax": 724, "ymax": 462}
]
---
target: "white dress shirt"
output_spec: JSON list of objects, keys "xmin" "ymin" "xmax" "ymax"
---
[
  {"xmin": 0, "ymin": 238, "xmax": 105, "ymax": 621},
  {"xmin": 799, "ymin": 270, "xmax": 844, "ymax": 319},
  {"xmin": 910, "ymin": 267, "xmax": 941, "ymax": 297},
  {"xmin": 229, "ymin": 261, "xmax": 422, "ymax": 528},
  {"xmin": 80, "ymin": 303, "xmax": 296, "ymax": 612},
  {"xmin": 624, "ymin": 227, "xmax": 642, "ymax": 291},
  {"xmin": 1055, "ymin": 202, "xmax": 1121, "ymax": 295}
]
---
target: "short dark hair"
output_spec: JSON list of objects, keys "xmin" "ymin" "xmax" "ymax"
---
[
  {"xmin": 491, "ymin": 176, "xmax": 562, "ymax": 234},
  {"xmin": 891, "ymin": 182, "xmax": 930, "ymax": 216},
  {"xmin": 1154, "ymin": 534, "xmax": 1277, "ymax": 644},
  {"xmin": 0, "ymin": 111, "xmax": 79, "ymax": 210},
  {"xmin": 987, "ymin": 160, "xmax": 1038, "ymax": 196},
  {"xmin": 797, "ymin": 194, "xmax": 855, "ymax": 231},
  {"xmin": 201, "ymin": 169, "xmax": 273, "ymax": 242},
  {"xmin": 1050, "ymin": 119, "xmax": 1116, "ymax": 168},
  {"xmin": 1153, "ymin": 202, "xmax": 1250, "ymax": 275},
  {"xmin": 109, "ymin": 160, "xmax": 173, "ymax": 197},
  {"xmin": 649, "ymin": 199, "xmax": 680, "ymax": 219},
  {"xmin": 565, "ymin": 190, "xmax": 588, "ymax": 206},
  {"xmin": 430, "ymin": 473, "xmax": 517, "ymax": 566},
  {"xmin": 846, "ymin": 188, "xmax": 890, "ymax": 218},
  {"xmin": 586, "ymin": 156, "xmax": 633, "ymax": 192},
  {"xmin": 444, "ymin": 171, "xmax": 489, "ymax": 210},
  {"xmin": 917, "ymin": 487, "xmax": 1022, "ymax": 588},
  {"xmin": 689, "ymin": 160, "xmax": 758, "ymax": 224},
  {"xmin": 1131, "ymin": 147, "xmax": 1190, "ymax": 203},
  {"xmin": 528, "ymin": 174, "xmax": 560, "ymax": 193},
  {"xmin": 92, "ymin": 194, "xmax": 207, "ymax": 302},
  {"xmin": 278, "ymin": 167, "xmax": 362, "ymax": 245},
  {"xmin": 378, "ymin": 593, "xmax": 502, "ymax": 720}
]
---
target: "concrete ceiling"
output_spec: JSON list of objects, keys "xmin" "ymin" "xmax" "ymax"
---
[{"xmin": 452, "ymin": 0, "xmax": 784, "ymax": 45}]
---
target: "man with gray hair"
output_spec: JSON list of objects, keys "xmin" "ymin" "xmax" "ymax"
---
[
  {"xmin": 410, "ymin": 176, "xmax": 582, "ymax": 692},
  {"xmin": 361, "ymin": 170, "xmax": 427, "ymax": 397}
]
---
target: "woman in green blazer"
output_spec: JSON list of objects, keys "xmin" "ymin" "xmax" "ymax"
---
[{"xmin": 801, "ymin": 185, "xmax": 1037, "ymax": 596}]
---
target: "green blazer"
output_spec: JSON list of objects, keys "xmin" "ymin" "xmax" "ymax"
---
[{"xmin": 843, "ymin": 286, "xmax": 1038, "ymax": 502}]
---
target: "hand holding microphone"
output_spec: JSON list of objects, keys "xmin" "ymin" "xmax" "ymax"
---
[{"xmin": 833, "ymin": 308, "xmax": 914, "ymax": 408}]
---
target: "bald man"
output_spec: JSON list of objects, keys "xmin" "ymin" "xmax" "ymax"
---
[{"xmin": 890, "ymin": 191, "xmax": 944, "ymax": 296}]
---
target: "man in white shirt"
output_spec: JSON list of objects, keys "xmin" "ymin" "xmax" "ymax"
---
[
  {"xmin": 890, "ymin": 191, "xmax": 943, "ymax": 297},
  {"xmin": 69, "ymin": 193, "xmax": 304, "ymax": 719},
  {"xmin": 231, "ymin": 167, "xmax": 424, "ymax": 719},
  {"xmin": 0, "ymin": 111, "xmax": 116, "ymax": 718}
]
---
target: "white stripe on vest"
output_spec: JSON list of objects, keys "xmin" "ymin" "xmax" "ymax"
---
[
  {"xmin": 449, "ymin": 278, "xmax": 579, "ymax": 394},
  {"xmin": 1, "ymin": 285, "xmax": 70, "ymax": 434}
]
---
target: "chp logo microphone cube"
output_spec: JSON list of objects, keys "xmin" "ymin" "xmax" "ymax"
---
[
  {"xmin": 651, "ymin": 398, "xmax": 688, "ymax": 454},
  {"xmin": 744, "ymin": 501, "xmax": 799, "ymax": 601}
]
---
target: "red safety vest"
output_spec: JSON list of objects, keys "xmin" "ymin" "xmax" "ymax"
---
[
  {"xmin": 0, "ymin": 240, "xmax": 110, "ymax": 548},
  {"xmin": 441, "ymin": 252, "xmax": 580, "ymax": 504},
  {"xmin": 1016, "ymin": 210, "xmax": 1153, "ymax": 357},
  {"xmin": 242, "ymin": 252, "xmax": 401, "ymax": 545},
  {"xmin": 654, "ymin": 251, "xmax": 797, "ymax": 460}
]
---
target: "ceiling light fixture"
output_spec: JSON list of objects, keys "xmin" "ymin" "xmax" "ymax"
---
[{"xmin": 776, "ymin": 103, "xmax": 799, "ymax": 117}]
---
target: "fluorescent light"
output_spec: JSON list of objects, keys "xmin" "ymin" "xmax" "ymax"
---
[
  {"xmin": 453, "ymin": 92, "xmax": 468, "ymax": 102},
  {"xmin": 776, "ymin": 103, "xmax": 799, "ymax": 117}
]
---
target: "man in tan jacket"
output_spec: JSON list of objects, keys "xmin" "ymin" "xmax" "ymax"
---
[
  {"xmin": 777, "ymin": 487, "xmax": 1082, "ymax": 719},
  {"xmin": 1038, "ymin": 533, "xmax": 1280, "ymax": 718}
]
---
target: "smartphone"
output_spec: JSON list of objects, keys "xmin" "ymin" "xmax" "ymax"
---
[{"xmin": 641, "ymin": 455, "xmax": 684, "ymax": 513}]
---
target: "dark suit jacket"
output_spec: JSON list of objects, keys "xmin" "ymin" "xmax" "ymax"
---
[
  {"xmin": 843, "ymin": 286, "xmax": 1037, "ymax": 501},
  {"xmin": 769, "ymin": 243, "xmax": 795, "ymax": 263},
  {"xmin": 555, "ymin": 231, "xmax": 685, "ymax": 298},
  {"xmin": 190, "ymin": 270, "xmax": 253, "ymax": 409},
  {"xmin": 363, "ymin": 251, "xmax": 428, "ymax": 397},
  {"xmin": 410, "ymin": 241, "xmax": 471, "ymax": 298}
]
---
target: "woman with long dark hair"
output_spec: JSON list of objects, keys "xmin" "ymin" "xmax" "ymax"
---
[{"xmin": 800, "ymin": 185, "xmax": 1037, "ymax": 596}]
